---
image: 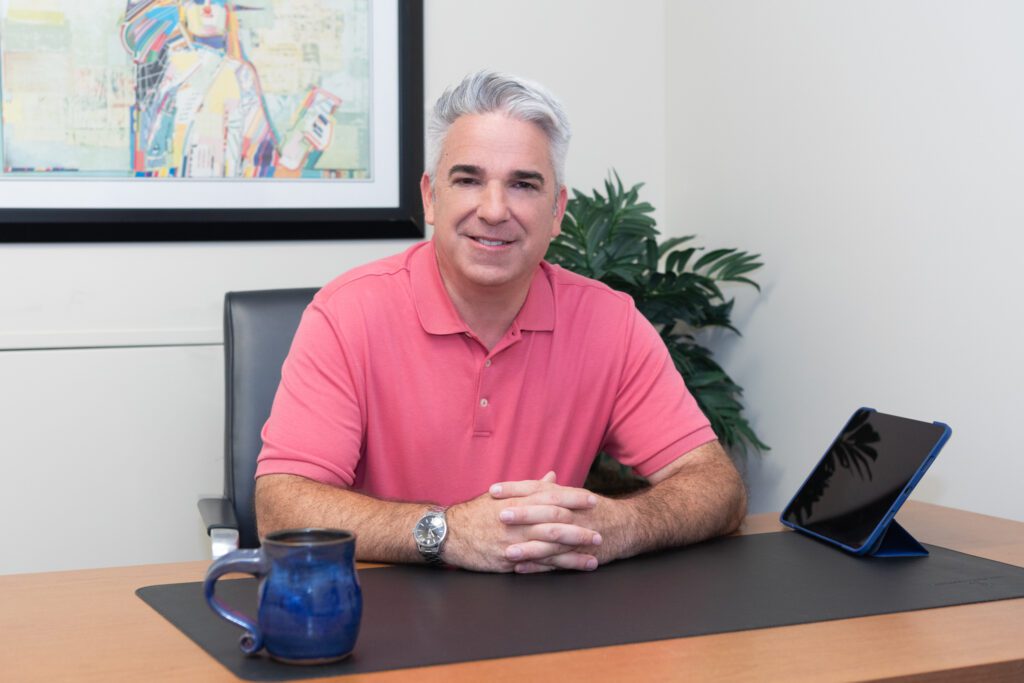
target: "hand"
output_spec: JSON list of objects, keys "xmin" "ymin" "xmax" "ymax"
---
[
  {"xmin": 444, "ymin": 472, "xmax": 602, "ymax": 573},
  {"xmin": 489, "ymin": 472, "xmax": 607, "ymax": 574}
]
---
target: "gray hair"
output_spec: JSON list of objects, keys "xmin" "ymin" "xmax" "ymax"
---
[{"xmin": 425, "ymin": 70, "xmax": 572, "ymax": 190}]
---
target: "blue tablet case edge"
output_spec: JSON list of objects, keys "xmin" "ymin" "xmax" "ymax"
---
[{"xmin": 864, "ymin": 519, "xmax": 928, "ymax": 557}]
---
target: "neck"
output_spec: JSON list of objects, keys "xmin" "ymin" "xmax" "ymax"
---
[{"xmin": 439, "ymin": 274, "xmax": 532, "ymax": 351}]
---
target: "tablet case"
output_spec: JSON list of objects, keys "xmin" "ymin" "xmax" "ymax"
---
[
  {"xmin": 781, "ymin": 408, "xmax": 951, "ymax": 557},
  {"xmin": 864, "ymin": 519, "xmax": 928, "ymax": 557}
]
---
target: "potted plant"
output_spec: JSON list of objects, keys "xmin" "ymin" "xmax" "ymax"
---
[{"xmin": 545, "ymin": 174, "xmax": 767, "ymax": 494}]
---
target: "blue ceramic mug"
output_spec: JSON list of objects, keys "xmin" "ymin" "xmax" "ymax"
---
[{"xmin": 204, "ymin": 528, "xmax": 362, "ymax": 664}]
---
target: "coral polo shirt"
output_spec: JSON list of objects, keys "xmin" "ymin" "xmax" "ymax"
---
[{"xmin": 255, "ymin": 241, "xmax": 716, "ymax": 505}]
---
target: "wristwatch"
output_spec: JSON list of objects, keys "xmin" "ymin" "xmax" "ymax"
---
[{"xmin": 412, "ymin": 506, "xmax": 448, "ymax": 565}]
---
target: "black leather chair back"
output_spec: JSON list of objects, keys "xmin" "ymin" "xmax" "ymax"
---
[{"xmin": 224, "ymin": 288, "xmax": 318, "ymax": 547}]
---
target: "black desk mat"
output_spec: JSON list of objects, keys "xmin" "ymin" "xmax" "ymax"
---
[{"xmin": 137, "ymin": 531, "xmax": 1024, "ymax": 681}]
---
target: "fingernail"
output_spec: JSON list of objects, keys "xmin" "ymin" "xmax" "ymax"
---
[
  {"xmin": 585, "ymin": 558, "xmax": 598, "ymax": 570},
  {"xmin": 593, "ymin": 534, "xmax": 602, "ymax": 546},
  {"xmin": 506, "ymin": 546, "xmax": 523, "ymax": 560},
  {"xmin": 499, "ymin": 509, "xmax": 515, "ymax": 522},
  {"xmin": 490, "ymin": 484, "xmax": 502, "ymax": 495},
  {"xmin": 587, "ymin": 495, "xmax": 598, "ymax": 506}
]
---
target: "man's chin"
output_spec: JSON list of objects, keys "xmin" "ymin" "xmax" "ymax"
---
[{"xmin": 460, "ymin": 265, "xmax": 525, "ymax": 290}]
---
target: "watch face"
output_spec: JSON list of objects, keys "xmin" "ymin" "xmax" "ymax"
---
[{"xmin": 414, "ymin": 513, "xmax": 446, "ymax": 548}]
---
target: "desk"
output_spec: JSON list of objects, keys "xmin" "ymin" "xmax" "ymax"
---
[{"xmin": 2, "ymin": 502, "xmax": 1022, "ymax": 682}]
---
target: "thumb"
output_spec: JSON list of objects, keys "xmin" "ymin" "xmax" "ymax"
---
[{"xmin": 541, "ymin": 470, "xmax": 557, "ymax": 484}]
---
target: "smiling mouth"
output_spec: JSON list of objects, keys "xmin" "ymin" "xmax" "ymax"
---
[{"xmin": 469, "ymin": 237, "xmax": 512, "ymax": 247}]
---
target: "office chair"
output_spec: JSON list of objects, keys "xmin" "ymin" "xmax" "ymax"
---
[{"xmin": 198, "ymin": 287, "xmax": 318, "ymax": 558}]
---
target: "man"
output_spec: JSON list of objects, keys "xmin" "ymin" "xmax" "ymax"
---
[{"xmin": 255, "ymin": 71, "xmax": 746, "ymax": 573}]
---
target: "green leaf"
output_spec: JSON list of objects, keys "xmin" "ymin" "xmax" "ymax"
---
[
  {"xmin": 658, "ymin": 235, "xmax": 695, "ymax": 257},
  {"xmin": 729, "ymin": 276, "xmax": 762, "ymax": 292},
  {"xmin": 694, "ymin": 248, "xmax": 736, "ymax": 271},
  {"xmin": 644, "ymin": 238, "xmax": 659, "ymax": 272}
]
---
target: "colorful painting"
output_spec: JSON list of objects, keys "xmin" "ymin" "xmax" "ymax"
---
[{"xmin": 0, "ymin": 0, "xmax": 371, "ymax": 179}]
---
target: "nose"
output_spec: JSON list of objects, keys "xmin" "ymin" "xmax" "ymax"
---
[
  {"xmin": 203, "ymin": 1, "xmax": 213, "ymax": 16},
  {"xmin": 476, "ymin": 182, "xmax": 510, "ymax": 224}
]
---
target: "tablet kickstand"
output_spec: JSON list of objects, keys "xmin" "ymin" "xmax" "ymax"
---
[{"xmin": 867, "ymin": 520, "xmax": 929, "ymax": 557}]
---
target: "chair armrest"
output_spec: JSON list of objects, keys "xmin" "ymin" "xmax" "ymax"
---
[
  {"xmin": 198, "ymin": 497, "xmax": 239, "ymax": 532},
  {"xmin": 198, "ymin": 497, "xmax": 240, "ymax": 559}
]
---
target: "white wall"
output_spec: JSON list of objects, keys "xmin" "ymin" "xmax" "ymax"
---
[
  {"xmin": 665, "ymin": 1, "xmax": 1024, "ymax": 522},
  {"xmin": 0, "ymin": 242, "xmax": 417, "ymax": 350},
  {"xmin": 0, "ymin": 243, "xmax": 418, "ymax": 575},
  {"xmin": 0, "ymin": 345, "xmax": 224, "ymax": 568},
  {"xmin": 0, "ymin": 0, "xmax": 673, "ymax": 574}
]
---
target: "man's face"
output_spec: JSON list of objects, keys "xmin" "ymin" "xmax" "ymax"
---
[
  {"xmin": 422, "ymin": 112, "xmax": 567, "ymax": 299},
  {"xmin": 183, "ymin": 0, "xmax": 228, "ymax": 38}
]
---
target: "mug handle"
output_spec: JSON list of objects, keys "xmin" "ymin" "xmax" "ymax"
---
[{"xmin": 203, "ymin": 548, "xmax": 269, "ymax": 654}]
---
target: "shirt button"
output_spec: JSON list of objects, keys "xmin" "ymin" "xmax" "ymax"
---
[
  {"xmin": 480, "ymin": 398, "xmax": 489, "ymax": 408},
  {"xmin": 484, "ymin": 359, "xmax": 492, "ymax": 367}
]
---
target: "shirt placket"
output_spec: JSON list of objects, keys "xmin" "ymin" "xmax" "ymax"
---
[{"xmin": 472, "ymin": 326, "xmax": 523, "ymax": 437}]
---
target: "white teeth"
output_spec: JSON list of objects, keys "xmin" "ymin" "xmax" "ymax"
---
[{"xmin": 477, "ymin": 238, "xmax": 506, "ymax": 247}]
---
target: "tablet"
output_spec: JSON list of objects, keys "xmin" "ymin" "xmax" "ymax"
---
[{"xmin": 780, "ymin": 408, "xmax": 952, "ymax": 555}]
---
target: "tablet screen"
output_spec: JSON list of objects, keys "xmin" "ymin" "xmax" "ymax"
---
[{"xmin": 781, "ymin": 409, "xmax": 948, "ymax": 550}]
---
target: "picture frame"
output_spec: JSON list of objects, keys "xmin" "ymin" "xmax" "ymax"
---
[{"xmin": 0, "ymin": 0, "xmax": 424, "ymax": 243}]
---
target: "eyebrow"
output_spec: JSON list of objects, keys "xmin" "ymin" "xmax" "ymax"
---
[
  {"xmin": 447, "ymin": 164, "xmax": 483, "ymax": 178},
  {"xmin": 510, "ymin": 170, "xmax": 546, "ymax": 186},
  {"xmin": 447, "ymin": 165, "xmax": 547, "ymax": 186}
]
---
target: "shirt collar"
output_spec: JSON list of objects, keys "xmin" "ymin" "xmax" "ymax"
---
[
  {"xmin": 517, "ymin": 261, "xmax": 555, "ymax": 332},
  {"xmin": 410, "ymin": 241, "xmax": 555, "ymax": 336}
]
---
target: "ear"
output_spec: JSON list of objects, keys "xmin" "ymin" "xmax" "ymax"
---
[
  {"xmin": 551, "ymin": 185, "xmax": 568, "ymax": 238},
  {"xmin": 420, "ymin": 172, "xmax": 434, "ymax": 225}
]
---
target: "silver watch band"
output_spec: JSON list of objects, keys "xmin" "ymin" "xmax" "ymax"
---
[{"xmin": 414, "ymin": 506, "xmax": 448, "ymax": 565}]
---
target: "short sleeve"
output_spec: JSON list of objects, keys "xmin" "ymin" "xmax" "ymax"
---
[
  {"xmin": 601, "ymin": 306, "xmax": 717, "ymax": 477},
  {"xmin": 255, "ymin": 298, "xmax": 365, "ymax": 486}
]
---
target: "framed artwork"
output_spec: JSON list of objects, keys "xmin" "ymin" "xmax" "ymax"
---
[{"xmin": 0, "ymin": 0, "xmax": 424, "ymax": 242}]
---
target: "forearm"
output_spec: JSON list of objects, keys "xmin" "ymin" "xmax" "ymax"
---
[
  {"xmin": 256, "ymin": 473, "xmax": 602, "ymax": 573},
  {"xmin": 592, "ymin": 442, "xmax": 748, "ymax": 564},
  {"xmin": 255, "ymin": 474, "xmax": 427, "ymax": 564}
]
